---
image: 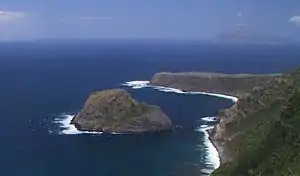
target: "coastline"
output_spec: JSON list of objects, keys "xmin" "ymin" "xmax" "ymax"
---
[
  {"xmin": 55, "ymin": 114, "xmax": 104, "ymax": 135},
  {"xmin": 208, "ymin": 100, "xmax": 238, "ymax": 166},
  {"xmin": 55, "ymin": 80, "xmax": 238, "ymax": 173},
  {"xmin": 122, "ymin": 81, "xmax": 238, "ymax": 102},
  {"xmin": 208, "ymin": 121, "xmax": 230, "ymax": 166},
  {"xmin": 122, "ymin": 80, "xmax": 239, "ymax": 172}
]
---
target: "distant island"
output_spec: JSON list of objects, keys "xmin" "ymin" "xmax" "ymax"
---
[
  {"xmin": 71, "ymin": 89, "xmax": 172, "ymax": 133},
  {"xmin": 149, "ymin": 69, "xmax": 300, "ymax": 175},
  {"xmin": 214, "ymin": 24, "xmax": 294, "ymax": 45}
]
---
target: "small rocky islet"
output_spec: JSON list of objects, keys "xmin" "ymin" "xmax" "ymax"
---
[
  {"xmin": 71, "ymin": 69, "xmax": 300, "ymax": 175},
  {"xmin": 71, "ymin": 89, "xmax": 172, "ymax": 133}
]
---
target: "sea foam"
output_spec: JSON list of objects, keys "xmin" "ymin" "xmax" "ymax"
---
[
  {"xmin": 54, "ymin": 114, "xmax": 103, "ymax": 135},
  {"xmin": 201, "ymin": 116, "xmax": 217, "ymax": 122},
  {"xmin": 122, "ymin": 80, "xmax": 233, "ymax": 172},
  {"xmin": 122, "ymin": 80, "xmax": 238, "ymax": 102},
  {"xmin": 121, "ymin": 81, "xmax": 150, "ymax": 89},
  {"xmin": 196, "ymin": 125, "xmax": 220, "ymax": 172},
  {"xmin": 54, "ymin": 79, "xmax": 235, "ymax": 171}
]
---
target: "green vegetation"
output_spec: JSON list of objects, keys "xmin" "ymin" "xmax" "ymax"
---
[
  {"xmin": 150, "ymin": 72, "xmax": 277, "ymax": 97},
  {"xmin": 157, "ymin": 72, "xmax": 281, "ymax": 78},
  {"xmin": 212, "ymin": 68, "xmax": 300, "ymax": 175}
]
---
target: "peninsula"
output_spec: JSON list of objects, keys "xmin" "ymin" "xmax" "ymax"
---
[
  {"xmin": 71, "ymin": 89, "xmax": 172, "ymax": 133},
  {"xmin": 150, "ymin": 72, "xmax": 279, "ymax": 97}
]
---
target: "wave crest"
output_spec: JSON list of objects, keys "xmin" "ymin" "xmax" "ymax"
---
[
  {"xmin": 196, "ymin": 124, "xmax": 220, "ymax": 172},
  {"xmin": 201, "ymin": 116, "xmax": 217, "ymax": 122},
  {"xmin": 123, "ymin": 80, "xmax": 226, "ymax": 172},
  {"xmin": 54, "ymin": 114, "xmax": 103, "ymax": 135},
  {"xmin": 122, "ymin": 80, "xmax": 238, "ymax": 102}
]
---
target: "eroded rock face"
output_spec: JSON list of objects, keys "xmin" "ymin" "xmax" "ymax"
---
[
  {"xmin": 71, "ymin": 89, "xmax": 172, "ymax": 133},
  {"xmin": 209, "ymin": 104, "xmax": 240, "ymax": 164},
  {"xmin": 210, "ymin": 73, "xmax": 298, "ymax": 167}
]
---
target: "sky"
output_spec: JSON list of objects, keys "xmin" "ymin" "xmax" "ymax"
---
[{"xmin": 0, "ymin": 0, "xmax": 300, "ymax": 41}]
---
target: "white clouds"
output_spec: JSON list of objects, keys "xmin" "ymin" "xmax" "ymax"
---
[
  {"xmin": 0, "ymin": 10, "xmax": 26, "ymax": 24},
  {"xmin": 289, "ymin": 16, "xmax": 300, "ymax": 26},
  {"xmin": 0, "ymin": 10, "xmax": 38, "ymax": 41}
]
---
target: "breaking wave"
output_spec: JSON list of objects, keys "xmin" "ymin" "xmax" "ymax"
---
[
  {"xmin": 196, "ymin": 124, "xmax": 221, "ymax": 173},
  {"xmin": 52, "ymin": 80, "xmax": 236, "ymax": 173},
  {"xmin": 122, "ymin": 80, "xmax": 234, "ymax": 173},
  {"xmin": 201, "ymin": 116, "xmax": 217, "ymax": 122},
  {"xmin": 54, "ymin": 114, "xmax": 103, "ymax": 135},
  {"xmin": 122, "ymin": 81, "xmax": 238, "ymax": 102}
]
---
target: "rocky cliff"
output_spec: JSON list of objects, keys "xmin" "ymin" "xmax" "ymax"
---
[
  {"xmin": 150, "ymin": 70, "xmax": 300, "ymax": 175},
  {"xmin": 149, "ymin": 71, "xmax": 278, "ymax": 162},
  {"xmin": 71, "ymin": 89, "xmax": 172, "ymax": 133},
  {"xmin": 211, "ymin": 68, "xmax": 300, "ymax": 175},
  {"xmin": 150, "ymin": 72, "xmax": 278, "ymax": 97}
]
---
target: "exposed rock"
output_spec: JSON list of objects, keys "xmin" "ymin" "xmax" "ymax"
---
[
  {"xmin": 209, "ymin": 104, "xmax": 240, "ymax": 164},
  {"xmin": 71, "ymin": 89, "xmax": 172, "ymax": 133}
]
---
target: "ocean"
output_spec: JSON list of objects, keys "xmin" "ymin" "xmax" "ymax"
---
[{"xmin": 0, "ymin": 41, "xmax": 299, "ymax": 176}]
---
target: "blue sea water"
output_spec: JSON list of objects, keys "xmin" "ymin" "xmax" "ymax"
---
[{"xmin": 0, "ymin": 41, "xmax": 300, "ymax": 176}]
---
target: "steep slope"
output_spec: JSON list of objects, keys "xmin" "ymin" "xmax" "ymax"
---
[{"xmin": 211, "ymin": 68, "xmax": 300, "ymax": 175}]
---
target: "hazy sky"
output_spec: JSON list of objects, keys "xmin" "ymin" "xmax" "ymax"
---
[{"xmin": 0, "ymin": 0, "xmax": 300, "ymax": 41}]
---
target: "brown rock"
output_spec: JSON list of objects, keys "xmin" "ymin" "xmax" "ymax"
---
[{"xmin": 71, "ymin": 89, "xmax": 172, "ymax": 133}]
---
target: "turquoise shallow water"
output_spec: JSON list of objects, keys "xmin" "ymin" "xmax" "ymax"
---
[{"xmin": 0, "ymin": 41, "xmax": 299, "ymax": 176}]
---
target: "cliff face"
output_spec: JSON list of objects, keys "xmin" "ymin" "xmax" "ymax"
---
[
  {"xmin": 210, "ymin": 74, "xmax": 292, "ymax": 163},
  {"xmin": 71, "ymin": 89, "xmax": 172, "ymax": 133},
  {"xmin": 150, "ymin": 70, "xmax": 300, "ymax": 175},
  {"xmin": 211, "ymin": 69, "xmax": 300, "ymax": 175},
  {"xmin": 150, "ymin": 72, "xmax": 277, "ymax": 97}
]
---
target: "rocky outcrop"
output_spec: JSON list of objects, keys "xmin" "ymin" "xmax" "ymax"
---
[
  {"xmin": 150, "ymin": 72, "xmax": 278, "ymax": 97},
  {"xmin": 209, "ymin": 104, "xmax": 240, "ymax": 164},
  {"xmin": 71, "ymin": 89, "xmax": 172, "ymax": 133}
]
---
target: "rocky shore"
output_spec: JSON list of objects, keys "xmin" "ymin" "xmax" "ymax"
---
[
  {"xmin": 150, "ymin": 71, "xmax": 278, "ymax": 164},
  {"xmin": 69, "ymin": 69, "xmax": 300, "ymax": 175},
  {"xmin": 149, "ymin": 69, "xmax": 300, "ymax": 175}
]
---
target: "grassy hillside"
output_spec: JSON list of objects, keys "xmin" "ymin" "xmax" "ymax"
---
[{"xmin": 212, "ymin": 69, "xmax": 300, "ymax": 175}]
